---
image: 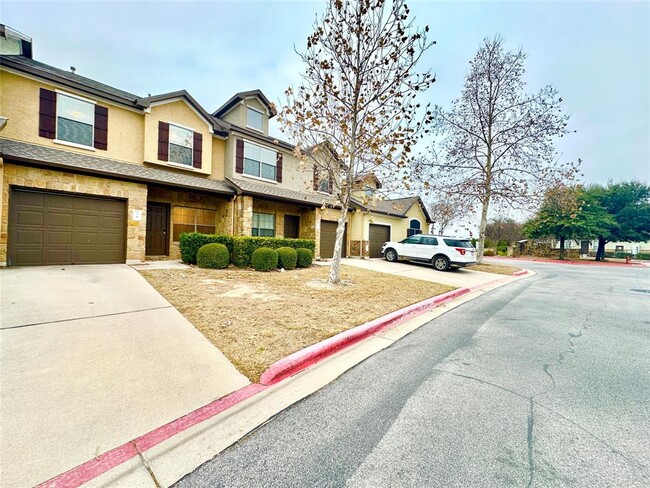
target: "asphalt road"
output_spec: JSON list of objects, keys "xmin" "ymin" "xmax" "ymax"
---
[{"xmin": 174, "ymin": 262, "xmax": 650, "ymax": 487}]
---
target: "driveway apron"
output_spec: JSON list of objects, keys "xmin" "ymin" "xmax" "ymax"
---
[{"xmin": 0, "ymin": 264, "xmax": 249, "ymax": 488}]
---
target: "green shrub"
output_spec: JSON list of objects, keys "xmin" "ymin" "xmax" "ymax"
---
[
  {"xmin": 483, "ymin": 249, "xmax": 496, "ymax": 257},
  {"xmin": 497, "ymin": 239, "xmax": 509, "ymax": 248},
  {"xmin": 179, "ymin": 233, "xmax": 233, "ymax": 264},
  {"xmin": 296, "ymin": 248, "xmax": 314, "ymax": 268},
  {"xmin": 196, "ymin": 243, "xmax": 230, "ymax": 269},
  {"xmin": 231, "ymin": 236, "xmax": 316, "ymax": 268},
  {"xmin": 276, "ymin": 247, "xmax": 298, "ymax": 270},
  {"xmin": 251, "ymin": 247, "xmax": 278, "ymax": 271},
  {"xmin": 635, "ymin": 252, "xmax": 650, "ymax": 260}
]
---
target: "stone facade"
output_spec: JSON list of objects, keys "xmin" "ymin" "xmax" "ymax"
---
[
  {"xmin": 1, "ymin": 163, "xmax": 148, "ymax": 265},
  {"xmin": 146, "ymin": 186, "xmax": 232, "ymax": 259}
]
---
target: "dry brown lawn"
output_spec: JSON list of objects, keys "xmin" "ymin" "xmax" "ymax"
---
[
  {"xmin": 140, "ymin": 265, "xmax": 454, "ymax": 382},
  {"xmin": 471, "ymin": 263, "xmax": 522, "ymax": 275}
]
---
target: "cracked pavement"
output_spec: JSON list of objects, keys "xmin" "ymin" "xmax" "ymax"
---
[{"xmin": 175, "ymin": 262, "xmax": 650, "ymax": 487}]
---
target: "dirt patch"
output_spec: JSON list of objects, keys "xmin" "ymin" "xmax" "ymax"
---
[
  {"xmin": 471, "ymin": 263, "xmax": 522, "ymax": 275},
  {"xmin": 140, "ymin": 265, "xmax": 454, "ymax": 382}
]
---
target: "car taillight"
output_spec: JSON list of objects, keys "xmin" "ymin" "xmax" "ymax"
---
[{"xmin": 455, "ymin": 247, "xmax": 466, "ymax": 255}]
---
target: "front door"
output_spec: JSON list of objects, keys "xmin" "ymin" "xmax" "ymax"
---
[
  {"xmin": 146, "ymin": 203, "xmax": 169, "ymax": 256},
  {"xmin": 284, "ymin": 215, "xmax": 300, "ymax": 238}
]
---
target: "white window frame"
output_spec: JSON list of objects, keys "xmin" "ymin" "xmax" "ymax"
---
[
  {"xmin": 243, "ymin": 140, "xmax": 277, "ymax": 181},
  {"xmin": 252, "ymin": 212, "xmax": 275, "ymax": 237},
  {"xmin": 168, "ymin": 122, "xmax": 194, "ymax": 167},
  {"xmin": 246, "ymin": 106, "xmax": 264, "ymax": 132},
  {"xmin": 54, "ymin": 90, "xmax": 96, "ymax": 151}
]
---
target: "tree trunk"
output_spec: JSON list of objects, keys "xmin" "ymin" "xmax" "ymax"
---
[
  {"xmin": 328, "ymin": 204, "xmax": 349, "ymax": 284},
  {"xmin": 595, "ymin": 237, "xmax": 607, "ymax": 261},
  {"xmin": 477, "ymin": 198, "xmax": 490, "ymax": 263},
  {"xmin": 559, "ymin": 236, "xmax": 566, "ymax": 260}
]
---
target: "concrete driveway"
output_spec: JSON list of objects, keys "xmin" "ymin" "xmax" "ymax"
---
[
  {"xmin": 337, "ymin": 258, "xmax": 508, "ymax": 288},
  {"xmin": 0, "ymin": 264, "xmax": 249, "ymax": 488}
]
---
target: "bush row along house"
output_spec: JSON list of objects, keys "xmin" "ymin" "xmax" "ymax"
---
[{"xmin": 0, "ymin": 25, "xmax": 431, "ymax": 266}]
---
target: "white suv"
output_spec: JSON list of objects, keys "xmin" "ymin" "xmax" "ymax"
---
[{"xmin": 381, "ymin": 234, "xmax": 477, "ymax": 271}]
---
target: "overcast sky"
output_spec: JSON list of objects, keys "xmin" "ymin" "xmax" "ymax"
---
[{"xmin": 3, "ymin": 0, "xmax": 649, "ymax": 187}]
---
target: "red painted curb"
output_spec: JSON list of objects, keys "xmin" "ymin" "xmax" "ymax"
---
[
  {"xmin": 36, "ymin": 286, "xmax": 477, "ymax": 487},
  {"xmin": 512, "ymin": 269, "xmax": 528, "ymax": 276},
  {"xmin": 37, "ymin": 384, "xmax": 266, "ymax": 488},
  {"xmin": 259, "ymin": 287, "xmax": 471, "ymax": 386}
]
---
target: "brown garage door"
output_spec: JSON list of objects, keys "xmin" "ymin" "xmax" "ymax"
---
[
  {"xmin": 320, "ymin": 220, "xmax": 347, "ymax": 259},
  {"xmin": 369, "ymin": 224, "xmax": 391, "ymax": 258},
  {"xmin": 8, "ymin": 188, "xmax": 127, "ymax": 266}
]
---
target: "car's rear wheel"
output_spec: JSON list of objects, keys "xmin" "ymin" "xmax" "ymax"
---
[
  {"xmin": 433, "ymin": 255, "xmax": 450, "ymax": 271},
  {"xmin": 384, "ymin": 248, "xmax": 398, "ymax": 262}
]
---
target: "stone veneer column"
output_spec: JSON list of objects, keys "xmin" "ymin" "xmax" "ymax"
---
[{"xmin": 234, "ymin": 195, "xmax": 253, "ymax": 236}]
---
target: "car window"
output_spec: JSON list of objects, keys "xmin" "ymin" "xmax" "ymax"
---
[
  {"xmin": 401, "ymin": 235, "xmax": 422, "ymax": 244},
  {"xmin": 443, "ymin": 239, "xmax": 473, "ymax": 248},
  {"xmin": 421, "ymin": 237, "xmax": 438, "ymax": 246}
]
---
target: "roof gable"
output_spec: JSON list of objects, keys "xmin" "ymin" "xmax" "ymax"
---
[{"xmin": 213, "ymin": 89, "xmax": 277, "ymax": 119}]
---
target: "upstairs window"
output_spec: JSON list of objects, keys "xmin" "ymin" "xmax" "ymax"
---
[
  {"xmin": 169, "ymin": 124, "xmax": 193, "ymax": 166},
  {"xmin": 364, "ymin": 185, "xmax": 375, "ymax": 198},
  {"xmin": 318, "ymin": 177, "xmax": 330, "ymax": 193},
  {"xmin": 407, "ymin": 219, "xmax": 422, "ymax": 237},
  {"xmin": 247, "ymin": 107, "xmax": 263, "ymax": 132},
  {"xmin": 56, "ymin": 93, "xmax": 94, "ymax": 147},
  {"xmin": 244, "ymin": 142, "xmax": 277, "ymax": 180},
  {"xmin": 252, "ymin": 212, "xmax": 275, "ymax": 237}
]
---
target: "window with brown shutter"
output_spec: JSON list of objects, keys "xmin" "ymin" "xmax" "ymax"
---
[
  {"xmin": 94, "ymin": 105, "xmax": 108, "ymax": 150},
  {"xmin": 235, "ymin": 139, "xmax": 244, "ymax": 174},
  {"xmin": 313, "ymin": 164, "xmax": 319, "ymax": 190},
  {"xmin": 276, "ymin": 153, "xmax": 283, "ymax": 183},
  {"xmin": 193, "ymin": 132, "xmax": 202, "ymax": 168},
  {"xmin": 39, "ymin": 88, "xmax": 57, "ymax": 139},
  {"xmin": 158, "ymin": 121, "xmax": 169, "ymax": 161}
]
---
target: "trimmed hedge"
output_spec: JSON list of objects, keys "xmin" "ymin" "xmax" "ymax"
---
[
  {"xmin": 296, "ymin": 248, "xmax": 313, "ymax": 268},
  {"xmin": 231, "ymin": 236, "xmax": 316, "ymax": 268},
  {"xmin": 179, "ymin": 233, "xmax": 316, "ymax": 267},
  {"xmin": 179, "ymin": 233, "xmax": 233, "ymax": 264},
  {"xmin": 197, "ymin": 243, "xmax": 230, "ymax": 269},
  {"xmin": 483, "ymin": 249, "xmax": 496, "ymax": 256},
  {"xmin": 276, "ymin": 247, "xmax": 298, "ymax": 270},
  {"xmin": 251, "ymin": 247, "xmax": 278, "ymax": 271}
]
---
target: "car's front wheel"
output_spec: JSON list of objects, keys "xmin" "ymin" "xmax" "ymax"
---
[
  {"xmin": 384, "ymin": 248, "xmax": 398, "ymax": 262},
  {"xmin": 433, "ymin": 255, "xmax": 450, "ymax": 271}
]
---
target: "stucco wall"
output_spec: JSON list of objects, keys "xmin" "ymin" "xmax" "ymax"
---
[
  {"xmin": 224, "ymin": 132, "xmax": 313, "ymax": 194},
  {"xmin": 0, "ymin": 69, "xmax": 145, "ymax": 164},
  {"xmin": 221, "ymin": 97, "xmax": 270, "ymax": 135},
  {"xmin": 1, "ymin": 163, "xmax": 147, "ymax": 265},
  {"xmin": 143, "ymin": 100, "xmax": 213, "ymax": 176}
]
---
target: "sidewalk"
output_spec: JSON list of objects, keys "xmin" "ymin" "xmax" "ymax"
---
[{"xmin": 37, "ymin": 260, "xmax": 530, "ymax": 487}]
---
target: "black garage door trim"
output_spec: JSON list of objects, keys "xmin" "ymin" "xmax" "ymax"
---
[{"xmin": 8, "ymin": 187, "xmax": 127, "ymax": 266}]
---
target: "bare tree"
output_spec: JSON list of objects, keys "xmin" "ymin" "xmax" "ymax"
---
[
  {"xmin": 428, "ymin": 194, "xmax": 469, "ymax": 234},
  {"xmin": 278, "ymin": 0, "xmax": 435, "ymax": 283},
  {"xmin": 414, "ymin": 36, "xmax": 579, "ymax": 262}
]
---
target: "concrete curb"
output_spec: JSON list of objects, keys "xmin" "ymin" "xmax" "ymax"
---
[
  {"xmin": 36, "ymin": 280, "xmax": 521, "ymax": 488},
  {"xmin": 259, "ymin": 287, "xmax": 470, "ymax": 386},
  {"xmin": 487, "ymin": 256, "xmax": 646, "ymax": 268}
]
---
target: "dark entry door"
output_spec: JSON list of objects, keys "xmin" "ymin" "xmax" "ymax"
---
[
  {"xmin": 284, "ymin": 215, "xmax": 300, "ymax": 238},
  {"xmin": 146, "ymin": 203, "xmax": 169, "ymax": 256}
]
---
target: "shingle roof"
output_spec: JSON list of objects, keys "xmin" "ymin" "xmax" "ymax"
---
[
  {"xmin": 226, "ymin": 177, "xmax": 338, "ymax": 207},
  {"xmin": 213, "ymin": 89, "xmax": 277, "ymax": 118},
  {"xmin": 0, "ymin": 138, "xmax": 234, "ymax": 195},
  {"xmin": 0, "ymin": 55, "xmax": 143, "ymax": 107},
  {"xmin": 351, "ymin": 195, "xmax": 432, "ymax": 222}
]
